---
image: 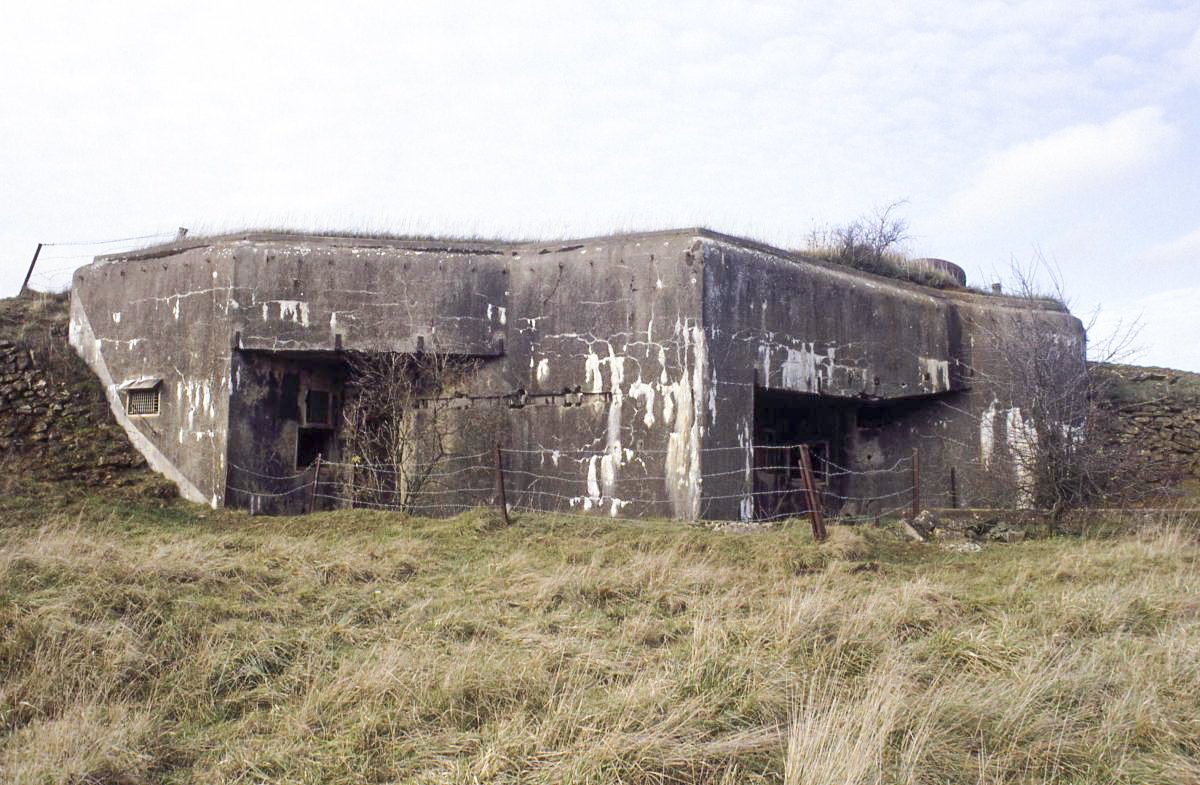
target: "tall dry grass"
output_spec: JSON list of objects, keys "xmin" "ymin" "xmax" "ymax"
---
[{"xmin": 1, "ymin": 503, "xmax": 1198, "ymax": 783}]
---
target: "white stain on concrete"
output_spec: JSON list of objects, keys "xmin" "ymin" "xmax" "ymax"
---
[
  {"xmin": 920, "ymin": 356, "xmax": 951, "ymax": 390},
  {"xmin": 738, "ymin": 421, "xmax": 754, "ymax": 521},
  {"xmin": 275, "ymin": 300, "xmax": 310, "ymax": 327},
  {"xmin": 665, "ymin": 322, "xmax": 705, "ymax": 520},
  {"xmin": 629, "ymin": 378, "xmax": 656, "ymax": 427},
  {"xmin": 980, "ymin": 399, "xmax": 997, "ymax": 469},
  {"xmin": 584, "ymin": 351, "xmax": 603, "ymax": 393},
  {"xmin": 585, "ymin": 455, "xmax": 601, "ymax": 510},
  {"xmin": 780, "ymin": 343, "xmax": 833, "ymax": 393},
  {"xmin": 1006, "ymin": 406, "xmax": 1037, "ymax": 507},
  {"xmin": 536, "ymin": 358, "xmax": 550, "ymax": 383},
  {"xmin": 67, "ymin": 298, "xmax": 209, "ymax": 505}
]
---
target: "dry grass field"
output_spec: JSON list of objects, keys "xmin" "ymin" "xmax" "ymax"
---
[{"xmin": 2, "ymin": 494, "xmax": 1198, "ymax": 784}]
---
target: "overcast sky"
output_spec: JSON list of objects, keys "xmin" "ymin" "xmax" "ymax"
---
[{"xmin": 2, "ymin": 1, "xmax": 1197, "ymax": 369}]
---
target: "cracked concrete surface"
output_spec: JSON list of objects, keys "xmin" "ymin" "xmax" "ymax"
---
[{"xmin": 70, "ymin": 229, "xmax": 1085, "ymax": 519}]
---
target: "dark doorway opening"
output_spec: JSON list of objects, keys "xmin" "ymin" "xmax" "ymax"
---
[
  {"xmin": 297, "ymin": 427, "xmax": 333, "ymax": 468},
  {"xmin": 752, "ymin": 388, "xmax": 853, "ymax": 520}
]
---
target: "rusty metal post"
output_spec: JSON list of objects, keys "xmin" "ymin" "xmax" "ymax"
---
[
  {"xmin": 19, "ymin": 243, "xmax": 43, "ymax": 296},
  {"xmin": 308, "ymin": 453, "xmax": 323, "ymax": 514},
  {"xmin": 911, "ymin": 447, "xmax": 921, "ymax": 520},
  {"xmin": 494, "ymin": 442, "xmax": 511, "ymax": 525},
  {"xmin": 798, "ymin": 444, "xmax": 827, "ymax": 541}
]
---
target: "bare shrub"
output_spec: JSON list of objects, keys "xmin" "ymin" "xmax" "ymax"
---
[
  {"xmin": 967, "ymin": 256, "xmax": 1142, "ymax": 513},
  {"xmin": 338, "ymin": 350, "xmax": 499, "ymax": 511},
  {"xmin": 804, "ymin": 201, "xmax": 956, "ymax": 287}
]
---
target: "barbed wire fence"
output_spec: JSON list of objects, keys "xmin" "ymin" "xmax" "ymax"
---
[
  {"xmin": 17, "ymin": 231, "xmax": 184, "ymax": 296},
  {"xmin": 225, "ymin": 440, "xmax": 925, "ymax": 535}
]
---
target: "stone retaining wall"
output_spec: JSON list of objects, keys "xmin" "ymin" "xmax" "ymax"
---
[
  {"xmin": 1094, "ymin": 364, "xmax": 1200, "ymax": 489},
  {"xmin": 0, "ymin": 294, "xmax": 171, "ymax": 496},
  {"xmin": 0, "ymin": 340, "xmax": 74, "ymax": 451}
]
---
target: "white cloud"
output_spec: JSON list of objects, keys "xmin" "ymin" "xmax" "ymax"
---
[
  {"xmin": 2, "ymin": 0, "xmax": 1199, "ymax": 309},
  {"xmin": 1090, "ymin": 285, "xmax": 1200, "ymax": 373},
  {"xmin": 1173, "ymin": 24, "xmax": 1200, "ymax": 83},
  {"xmin": 1138, "ymin": 225, "xmax": 1200, "ymax": 268},
  {"xmin": 944, "ymin": 106, "xmax": 1178, "ymax": 225}
]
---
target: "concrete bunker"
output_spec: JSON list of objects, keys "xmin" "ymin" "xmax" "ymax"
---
[{"xmin": 68, "ymin": 229, "xmax": 1086, "ymax": 520}]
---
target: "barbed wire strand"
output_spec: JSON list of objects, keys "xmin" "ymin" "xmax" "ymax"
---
[
  {"xmin": 224, "ymin": 441, "xmax": 926, "ymax": 525},
  {"xmin": 43, "ymin": 232, "xmax": 178, "ymax": 247}
]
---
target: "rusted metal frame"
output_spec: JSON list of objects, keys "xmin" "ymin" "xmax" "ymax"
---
[
  {"xmin": 798, "ymin": 444, "xmax": 827, "ymax": 541},
  {"xmin": 494, "ymin": 442, "xmax": 511, "ymax": 525},
  {"xmin": 308, "ymin": 453, "xmax": 323, "ymax": 514},
  {"xmin": 911, "ymin": 446, "xmax": 921, "ymax": 519}
]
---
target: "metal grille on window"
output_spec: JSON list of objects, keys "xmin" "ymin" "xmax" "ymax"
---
[
  {"xmin": 128, "ymin": 388, "xmax": 159, "ymax": 415},
  {"xmin": 305, "ymin": 390, "xmax": 331, "ymax": 426}
]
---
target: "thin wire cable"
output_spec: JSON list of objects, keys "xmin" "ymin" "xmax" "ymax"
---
[
  {"xmin": 43, "ymin": 232, "xmax": 177, "ymax": 247},
  {"xmin": 334, "ymin": 484, "xmax": 496, "ymax": 499},
  {"xmin": 228, "ymin": 461, "xmax": 312, "ymax": 482},
  {"xmin": 322, "ymin": 460, "xmax": 492, "ymax": 480},
  {"xmin": 228, "ymin": 442, "xmax": 924, "ymax": 522},
  {"xmin": 226, "ymin": 483, "xmax": 309, "ymax": 498},
  {"xmin": 322, "ymin": 451, "xmax": 491, "ymax": 471}
]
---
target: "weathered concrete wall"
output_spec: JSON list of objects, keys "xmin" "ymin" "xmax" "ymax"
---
[
  {"xmin": 499, "ymin": 235, "xmax": 706, "ymax": 519},
  {"xmin": 700, "ymin": 237, "xmax": 961, "ymax": 519},
  {"xmin": 218, "ymin": 238, "xmax": 508, "ymax": 513},
  {"xmin": 70, "ymin": 229, "xmax": 1087, "ymax": 518},
  {"xmin": 71, "ymin": 233, "xmax": 709, "ymax": 516},
  {"xmin": 224, "ymin": 353, "xmax": 346, "ymax": 513},
  {"xmin": 698, "ymin": 235, "xmax": 1085, "ymax": 518},
  {"xmin": 70, "ymin": 247, "xmax": 236, "ymax": 506},
  {"xmin": 946, "ymin": 297, "xmax": 1087, "ymax": 507},
  {"xmin": 228, "ymin": 240, "xmax": 509, "ymax": 356},
  {"xmin": 218, "ymin": 234, "xmax": 708, "ymax": 517}
]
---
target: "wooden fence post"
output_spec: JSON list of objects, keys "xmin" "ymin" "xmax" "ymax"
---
[
  {"xmin": 308, "ymin": 453, "xmax": 323, "ymax": 514},
  {"xmin": 911, "ymin": 447, "xmax": 921, "ymax": 520},
  {"xmin": 798, "ymin": 444, "xmax": 827, "ymax": 541},
  {"xmin": 494, "ymin": 442, "xmax": 511, "ymax": 525},
  {"xmin": 19, "ymin": 243, "xmax": 43, "ymax": 296}
]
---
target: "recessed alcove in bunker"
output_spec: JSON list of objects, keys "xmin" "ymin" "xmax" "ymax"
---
[
  {"xmin": 750, "ymin": 387, "xmax": 961, "ymax": 520},
  {"xmin": 751, "ymin": 388, "xmax": 854, "ymax": 519}
]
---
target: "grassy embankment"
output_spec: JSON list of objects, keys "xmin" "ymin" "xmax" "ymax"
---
[{"xmin": 2, "ymin": 492, "xmax": 1198, "ymax": 784}]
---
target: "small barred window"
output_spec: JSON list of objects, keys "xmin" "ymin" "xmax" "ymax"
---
[
  {"xmin": 305, "ymin": 390, "xmax": 331, "ymax": 426},
  {"xmin": 127, "ymin": 388, "xmax": 160, "ymax": 416}
]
